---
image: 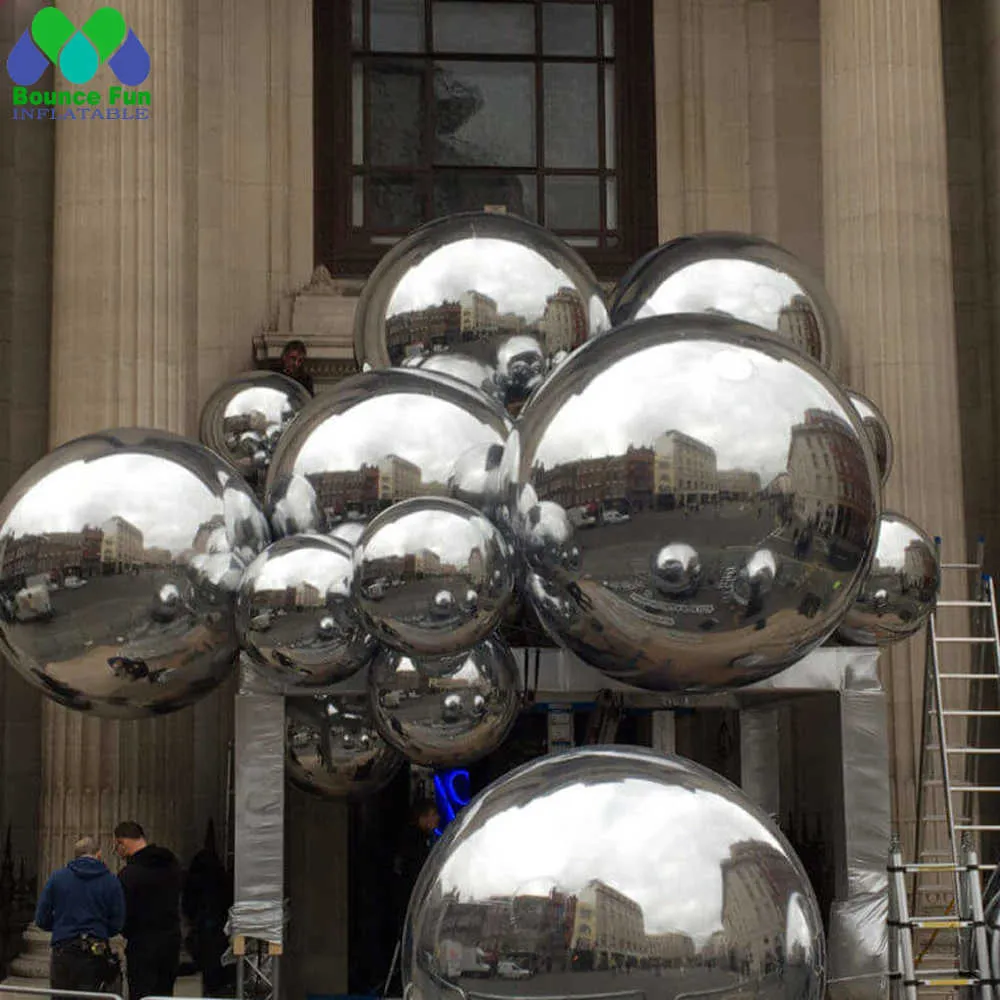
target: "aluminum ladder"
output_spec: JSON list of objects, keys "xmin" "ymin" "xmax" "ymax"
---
[{"xmin": 890, "ymin": 834, "xmax": 994, "ymax": 1000}]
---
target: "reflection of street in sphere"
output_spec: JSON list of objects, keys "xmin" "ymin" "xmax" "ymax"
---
[
  {"xmin": 353, "ymin": 212, "xmax": 609, "ymax": 414},
  {"xmin": 836, "ymin": 511, "xmax": 939, "ymax": 646},
  {"xmin": 405, "ymin": 746, "xmax": 825, "ymax": 1000},
  {"xmin": 237, "ymin": 535, "xmax": 376, "ymax": 687},
  {"xmin": 507, "ymin": 313, "xmax": 880, "ymax": 692},
  {"xmin": 285, "ymin": 692, "xmax": 402, "ymax": 799},
  {"xmin": 199, "ymin": 371, "xmax": 312, "ymax": 494},
  {"xmin": 264, "ymin": 368, "xmax": 510, "ymax": 538},
  {"xmin": 609, "ymin": 232, "xmax": 841, "ymax": 371},
  {"xmin": 846, "ymin": 390, "xmax": 894, "ymax": 487},
  {"xmin": 368, "ymin": 634, "xmax": 519, "ymax": 767},
  {"xmin": 354, "ymin": 497, "xmax": 515, "ymax": 659},
  {"xmin": 0, "ymin": 428, "xmax": 271, "ymax": 718}
]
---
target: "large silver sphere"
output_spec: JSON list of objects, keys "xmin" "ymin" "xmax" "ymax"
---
[
  {"xmin": 0, "ymin": 428, "xmax": 271, "ymax": 717},
  {"xmin": 354, "ymin": 498, "xmax": 515, "ymax": 659},
  {"xmin": 368, "ymin": 635, "xmax": 519, "ymax": 767},
  {"xmin": 846, "ymin": 390, "xmax": 894, "ymax": 488},
  {"xmin": 237, "ymin": 535, "xmax": 376, "ymax": 687},
  {"xmin": 405, "ymin": 746, "xmax": 825, "ymax": 1000},
  {"xmin": 264, "ymin": 369, "xmax": 511, "ymax": 537},
  {"xmin": 506, "ymin": 313, "xmax": 880, "ymax": 692},
  {"xmin": 285, "ymin": 691, "xmax": 403, "ymax": 799},
  {"xmin": 836, "ymin": 511, "xmax": 939, "ymax": 646},
  {"xmin": 353, "ymin": 212, "xmax": 610, "ymax": 413},
  {"xmin": 609, "ymin": 232, "xmax": 842, "ymax": 371},
  {"xmin": 199, "ymin": 371, "xmax": 312, "ymax": 494}
]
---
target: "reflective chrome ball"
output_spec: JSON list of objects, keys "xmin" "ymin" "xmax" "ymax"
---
[
  {"xmin": 847, "ymin": 390, "xmax": 894, "ymax": 487},
  {"xmin": 609, "ymin": 232, "xmax": 842, "ymax": 370},
  {"xmin": 354, "ymin": 498, "xmax": 515, "ymax": 659},
  {"xmin": 353, "ymin": 212, "xmax": 609, "ymax": 413},
  {"xmin": 285, "ymin": 691, "xmax": 403, "ymax": 799},
  {"xmin": 405, "ymin": 746, "xmax": 825, "ymax": 1000},
  {"xmin": 199, "ymin": 371, "xmax": 312, "ymax": 493},
  {"xmin": 0, "ymin": 428, "xmax": 271, "ymax": 717},
  {"xmin": 836, "ymin": 511, "xmax": 939, "ymax": 646},
  {"xmin": 401, "ymin": 353, "xmax": 503, "ymax": 407},
  {"xmin": 368, "ymin": 634, "xmax": 519, "ymax": 767},
  {"xmin": 265, "ymin": 369, "xmax": 511, "ymax": 536},
  {"xmin": 507, "ymin": 313, "xmax": 880, "ymax": 691},
  {"xmin": 237, "ymin": 535, "xmax": 376, "ymax": 687}
]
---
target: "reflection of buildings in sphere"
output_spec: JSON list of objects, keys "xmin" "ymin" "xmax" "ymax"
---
[
  {"xmin": 653, "ymin": 431, "xmax": 717, "ymax": 508},
  {"xmin": 776, "ymin": 295, "xmax": 822, "ymax": 359},
  {"xmin": 101, "ymin": 516, "xmax": 143, "ymax": 574}
]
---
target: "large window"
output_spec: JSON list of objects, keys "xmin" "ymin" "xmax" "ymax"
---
[{"xmin": 315, "ymin": 0, "xmax": 657, "ymax": 278}]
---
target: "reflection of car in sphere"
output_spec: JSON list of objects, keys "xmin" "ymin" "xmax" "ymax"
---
[
  {"xmin": 15, "ymin": 585, "xmax": 52, "ymax": 622},
  {"xmin": 63, "ymin": 576, "xmax": 87, "ymax": 589},
  {"xmin": 603, "ymin": 510, "xmax": 631, "ymax": 525},
  {"xmin": 497, "ymin": 960, "xmax": 532, "ymax": 980}
]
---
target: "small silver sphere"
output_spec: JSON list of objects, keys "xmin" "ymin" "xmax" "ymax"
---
[
  {"xmin": 237, "ymin": 535, "xmax": 376, "ymax": 687},
  {"xmin": 405, "ymin": 746, "xmax": 825, "ymax": 1000},
  {"xmin": 354, "ymin": 498, "xmax": 515, "ymax": 659},
  {"xmin": 507, "ymin": 313, "xmax": 880, "ymax": 692},
  {"xmin": 609, "ymin": 232, "xmax": 842, "ymax": 370},
  {"xmin": 846, "ymin": 389, "xmax": 894, "ymax": 487},
  {"xmin": 199, "ymin": 371, "xmax": 312, "ymax": 493},
  {"xmin": 354, "ymin": 212, "xmax": 610, "ymax": 413},
  {"xmin": 836, "ymin": 511, "xmax": 939, "ymax": 646},
  {"xmin": 368, "ymin": 634, "xmax": 519, "ymax": 768},
  {"xmin": 285, "ymin": 691, "xmax": 403, "ymax": 799},
  {"xmin": 0, "ymin": 428, "xmax": 271, "ymax": 717},
  {"xmin": 264, "ymin": 369, "xmax": 511, "ymax": 537},
  {"xmin": 401, "ymin": 353, "xmax": 503, "ymax": 407},
  {"xmin": 329, "ymin": 522, "xmax": 366, "ymax": 548}
]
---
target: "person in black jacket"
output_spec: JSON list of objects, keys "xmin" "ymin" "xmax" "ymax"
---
[
  {"xmin": 182, "ymin": 834, "xmax": 235, "ymax": 998},
  {"xmin": 280, "ymin": 340, "xmax": 314, "ymax": 395},
  {"xmin": 114, "ymin": 821, "xmax": 183, "ymax": 1000},
  {"xmin": 35, "ymin": 836, "xmax": 125, "ymax": 991}
]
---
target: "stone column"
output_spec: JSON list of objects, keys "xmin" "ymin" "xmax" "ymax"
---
[
  {"xmin": 40, "ymin": 0, "xmax": 198, "ymax": 883},
  {"xmin": 821, "ymin": 0, "xmax": 967, "ymax": 856}
]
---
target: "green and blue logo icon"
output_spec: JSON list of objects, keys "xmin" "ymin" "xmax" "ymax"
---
[{"xmin": 7, "ymin": 6, "xmax": 149, "ymax": 87}]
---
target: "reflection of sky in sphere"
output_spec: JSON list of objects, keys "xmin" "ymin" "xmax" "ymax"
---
[
  {"xmin": 874, "ymin": 516, "xmax": 930, "ymax": 573},
  {"xmin": 224, "ymin": 386, "xmax": 297, "ymax": 423},
  {"xmin": 531, "ymin": 340, "xmax": 844, "ymax": 484},
  {"xmin": 364, "ymin": 508, "xmax": 494, "ymax": 567},
  {"xmin": 635, "ymin": 259, "xmax": 804, "ymax": 330},
  {"xmin": 786, "ymin": 893, "xmax": 814, "ymax": 952},
  {"xmin": 291, "ymin": 396, "xmax": 503, "ymax": 484},
  {"xmin": 387, "ymin": 239, "xmax": 577, "ymax": 323},
  {"xmin": 4, "ymin": 454, "xmax": 223, "ymax": 553},
  {"xmin": 251, "ymin": 541, "xmax": 350, "ymax": 592},
  {"xmin": 437, "ymin": 778, "xmax": 782, "ymax": 942}
]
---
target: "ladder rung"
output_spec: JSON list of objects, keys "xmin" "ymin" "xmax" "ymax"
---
[
  {"xmin": 926, "ymin": 746, "xmax": 1000, "ymax": 754},
  {"xmin": 941, "ymin": 562, "xmax": 982, "ymax": 569},
  {"xmin": 935, "ymin": 637, "xmax": 995, "ymax": 643},
  {"xmin": 938, "ymin": 600, "xmax": 992, "ymax": 607},
  {"xmin": 914, "ymin": 979, "xmax": 981, "ymax": 988},
  {"xmin": 906, "ymin": 917, "xmax": 975, "ymax": 928},
  {"xmin": 942, "ymin": 710, "xmax": 1000, "ymax": 716},
  {"xmin": 956, "ymin": 823, "xmax": 1000, "ymax": 830},
  {"xmin": 921, "ymin": 815, "xmax": 972, "ymax": 822},
  {"xmin": 899, "ymin": 862, "xmax": 977, "ymax": 872},
  {"xmin": 938, "ymin": 673, "xmax": 997, "ymax": 679}
]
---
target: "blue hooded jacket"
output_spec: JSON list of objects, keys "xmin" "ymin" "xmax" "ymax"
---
[{"xmin": 35, "ymin": 856, "xmax": 126, "ymax": 945}]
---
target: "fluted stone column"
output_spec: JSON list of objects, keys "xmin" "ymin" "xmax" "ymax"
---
[
  {"xmin": 821, "ymin": 0, "xmax": 967, "ymax": 856},
  {"xmin": 40, "ymin": 0, "xmax": 198, "ymax": 884}
]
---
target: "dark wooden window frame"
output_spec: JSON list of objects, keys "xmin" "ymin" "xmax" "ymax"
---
[{"xmin": 314, "ymin": 0, "xmax": 657, "ymax": 281}]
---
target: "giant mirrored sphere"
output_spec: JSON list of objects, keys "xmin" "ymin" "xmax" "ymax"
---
[
  {"xmin": 506, "ymin": 313, "xmax": 881, "ymax": 692},
  {"xmin": 199, "ymin": 371, "xmax": 312, "ymax": 494},
  {"xmin": 353, "ymin": 212, "xmax": 610, "ymax": 413},
  {"xmin": 609, "ymin": 232, "xmax": 842, "ymax": 371},
  {"xmin": 265, "ymin": 369, "xmax": 511, "ymax": 537},
  {"xmin": 237, "ymin": 535, "xmax": 376, "ymax": 687},
  {"xmin": 836, "ymin": 511, "xmax": 939, "ymax": 646},
  {"xmin": 285, "ymin": 691, "xmax": 403, "ymax": 799},
  {"xmin": 354, "ymin": 498, "xmax": 515, "ymax": 659},
  {"xmin": 369, "ymin": 634, "xmax": 519, "ymax": 767},
  {"xmin": 405, "ymin": 746, "xmax": 825, "ymax": 1000},
  {"xmin": 0, "ymin": 428, "xmax": 271, "ymax": 717},
  {"xmin": 846, "ymin": 390, "xmax": 894, "ymax": 488}
]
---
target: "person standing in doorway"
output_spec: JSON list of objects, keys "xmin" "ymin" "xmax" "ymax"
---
[
  {"xmin": 280, "ymin": 339, "xmax": 315, "ymax": 395},
  {"xmin": 114, "ymin": 821, "xmax": 183, "ymax": 1000},
  {"xmin": 35, "ymin": 836, "xmax": 125, "ymax": 991}
]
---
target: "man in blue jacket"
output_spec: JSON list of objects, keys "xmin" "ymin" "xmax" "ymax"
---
[{"xmin": 35, "ymin": 836, "xmax": 126, "ymax": 991}]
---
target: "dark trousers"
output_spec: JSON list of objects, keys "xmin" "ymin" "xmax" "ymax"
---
[
  {"xmin": 127, "ymin": 937, "xmax": 180, "ymax": 1000},
  {"xmin": 51, "ymin": 939, "xmax": 113, "ymax": 992}
]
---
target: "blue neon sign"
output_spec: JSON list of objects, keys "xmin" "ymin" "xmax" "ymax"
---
[{"xmin": 433, "ymin": 768, "xmax": 472, "ymax": 837}]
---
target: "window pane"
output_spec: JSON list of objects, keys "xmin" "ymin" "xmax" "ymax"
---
[
  {"xmin": 352, "ymin": 64, "xmax": 364, "ymax": 166},
  {"xmin": 352, "ymin": 0, "xmax": 364, "ymax": 49},
  {"xmin": 370, "ymin": 175, "xmax": 423, "ymax": 228},
  {"xmin": 604, "ymin": 64, "xmax": 615, "ymax": 168},
  {"xmin": 545, "ymin": 175, "xmax": 600, "ymax": 229},
  {"xmin": 603, "ymin": 4, "xmax": 614, "ymax": 56},
  {"xmin": 543, "ymin": 3, "xmax": 597, "ymax": 56},
  {"xmin": 433, "ymin": 2, "xmax": 535, "ymax": 54},
  {"xmin": 606, "ymin": 176, "xmax": 617, "ymax": 229},
  {"xmin": 371, "ymin": 0, "xmax": 425, "ymax": 52},
  {"xmin": 544, "ymin": 64, "xmax": 598, "ymax": 168},
  {"xmin": 370, "ymin": 61, "xmax": 424, "ymax": 166},
  {"xmin": 434, "ymin": 62, "xmax": 535, "ymax": 167},
  {"xmin": 433, "ymin": 174, "xmax": 537, "ymax": 221},
  {"xmin": 352, "ymin": 176, "xmax": 365, "ymax": 227}
]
